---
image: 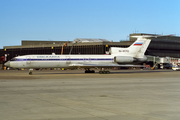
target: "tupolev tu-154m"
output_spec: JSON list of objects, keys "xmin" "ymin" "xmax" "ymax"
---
[{"xmin": 5, "ymin": 36, "xmax": 152, "ymax": 75}]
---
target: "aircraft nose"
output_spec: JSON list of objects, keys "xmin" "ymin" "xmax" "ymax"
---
[{"xmin": 4, "ymin": 61, "xmax": 10, "ymax": 67}]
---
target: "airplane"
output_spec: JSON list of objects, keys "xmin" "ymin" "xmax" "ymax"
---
[{"xmin": 4, "ymin": 36, "xmax": 151, "ymax": 75}]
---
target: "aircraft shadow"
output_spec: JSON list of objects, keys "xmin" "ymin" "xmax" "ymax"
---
[
  {"xmin": 36, "ymin": 70, "xmax": 172, "ymax": 75},
  {"xmin": 110, "ymin": 70, "xmax": 172, "ymax": 74}
]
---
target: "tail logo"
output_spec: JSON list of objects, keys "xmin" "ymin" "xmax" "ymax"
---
[{"xmin": 133, "ymin": 42, "xmax": 143, "ymax": 46}]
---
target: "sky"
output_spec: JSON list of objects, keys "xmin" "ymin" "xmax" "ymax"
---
[{"xmin": 0, "ymin": 0, "xmax": 180, "ymax": 48}]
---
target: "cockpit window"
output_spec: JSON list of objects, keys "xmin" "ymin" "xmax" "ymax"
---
[{"xmin": 10, "ymin": 58, "xmax": 17, "ymax": 61}]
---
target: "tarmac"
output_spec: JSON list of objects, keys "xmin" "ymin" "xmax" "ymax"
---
[{"xmin": 0, "ymin": 69, "xmax": 180, "ymax": 120}]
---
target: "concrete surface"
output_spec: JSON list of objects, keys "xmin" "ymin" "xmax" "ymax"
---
[{"xmin": 0, "ymin": 69, "xmax": 180, "ymax": 120}]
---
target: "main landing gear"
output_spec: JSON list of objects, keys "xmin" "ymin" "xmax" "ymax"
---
[
  {"xmin": 99, "ymin": 70, "xmax": 110, "ymax": 74},
  {"xmin": 84, "ymin": 68, "xmax": 110, "ymax": 74},
  {"xmin": 85, "ymin": 69, "xmax": 95, "ymax": 73},
  {"xmin": 29, "ymin": 69, "xmax": 33, "ymax": 75},
  {"xmin": 99, "ymin": 68, "xmax": 110, "ymax": 74}
]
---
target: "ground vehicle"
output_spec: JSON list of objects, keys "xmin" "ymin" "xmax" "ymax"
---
[
  {"xmin": 160, "ymin": 63, "xmax": 172, "ymax": 69},
  {"xmin": 172, "ymin": 66, "xmax": 180, "ymax": 71}
]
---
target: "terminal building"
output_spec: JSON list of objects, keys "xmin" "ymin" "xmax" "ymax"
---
[{"xmin": 1, "ymin": 33, "xmax": 180, "ymax": 69}]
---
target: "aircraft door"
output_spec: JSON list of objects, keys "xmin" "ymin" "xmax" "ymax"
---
[
  {"xmin": 84, "ymin": 57, "xmax": 91, "ymax": 62},
  {"xmin": 66, "ymin": 56, "xmax": 71, "ymax": 64},
  {"xmin": 26, "ymin": 57, "xmax": 31, "ymax": 64},
  {"xmin": 89, "ymin": 57, "xmax": 91, "ymax": 62},
  {"xmin": 84, "ymin": 57, "xmax": 91, "ymax": 63},
  {"xmin": 84, "ymin": 57, "xmax": 87, "ymax": 62}
]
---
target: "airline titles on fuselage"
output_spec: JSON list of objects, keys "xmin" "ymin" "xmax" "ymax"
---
[{"xmin": 37, "ymin": 55, "xmax": 60, "ymax": 58}]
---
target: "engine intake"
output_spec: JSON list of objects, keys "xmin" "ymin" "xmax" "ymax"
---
[{"xmin": 114, "ymin": 56, "xmax": 136, "ymax": 64}]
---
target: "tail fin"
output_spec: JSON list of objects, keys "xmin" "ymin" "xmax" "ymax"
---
[
  {"xmin": 110, "ymin": 37, "xmax": 151, "ymax": 58},
  {"xmin": 128, "ymin": 37, "xmax": 151, "ymax": 58}
]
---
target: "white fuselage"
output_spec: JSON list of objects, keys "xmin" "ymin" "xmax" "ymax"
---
[{"xmin": 10, "ymin": 54, "xmax": 115, "ymax": 68}]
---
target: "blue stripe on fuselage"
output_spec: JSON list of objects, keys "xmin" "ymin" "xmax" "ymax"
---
[{"xmin": 15, "ymin": 58, "xmax": 114, "ymax": 61}]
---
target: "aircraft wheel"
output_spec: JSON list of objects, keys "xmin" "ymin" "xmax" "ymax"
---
[
  {"xmin": 99, "ymin": 71, "xmax": 103, "ymax": 74},
  {"xmin": 85, "ymin": 70, "xmax": 95, "ymax": 73},
  {"xmin": 29, "ymin": 71, "xmax": 32, "ymax": 75},
  {"xmin": 99, "ymin": 71, "xmax": 110, "ymax": 74},
  {"xmin": 106, "ymin": 71, "xmax": 110, "ymax": 74}
]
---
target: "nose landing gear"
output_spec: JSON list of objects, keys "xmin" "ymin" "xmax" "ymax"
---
[
  {"xmin": 84, "ymin": 68, "xmax": 110, "ymax": 74},
  {"xmin": 99, "ymin": 68, "xmax": 110, "ymax": 74},
  {"xmin": 29, "ymin": 69, "xmax": 33, "ymax": 75}
]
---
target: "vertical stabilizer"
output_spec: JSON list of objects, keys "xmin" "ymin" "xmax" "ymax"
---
[
  {"xmin": 110, "ymin": 37, "xmax": 151, "ymax": 58},
  {"xmin": 128, "ymin": 37, "xmax": 151, "ymax": 58}
]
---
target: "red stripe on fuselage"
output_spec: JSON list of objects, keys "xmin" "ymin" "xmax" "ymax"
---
[{"xmin": 134, "ymin": 44, "xmax": 142, "ymax": 46}]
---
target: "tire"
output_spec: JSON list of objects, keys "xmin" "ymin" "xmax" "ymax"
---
[
  {"xmin": 99, "ymin": 71, "xmax": 103, "ymax": 74},
  {"xmin": 107, "ymin": 71, "xmax": 110, "ymax": 74}
]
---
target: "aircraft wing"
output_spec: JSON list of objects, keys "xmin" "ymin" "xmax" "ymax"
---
[{"xmin": 69, "ymin": 63, "xmax": 144, "ymax": 68}]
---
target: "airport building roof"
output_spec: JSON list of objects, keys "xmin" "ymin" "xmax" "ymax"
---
[
  {"xmin": 3, "ymin": 33, "xmax": 180, "ymax": 50},
  {"xmin": 3, "ymin": 39, "xmax": 131, "ymax": 49},
  {"xmin": 130, "ymin": 33, "xmax": 180, "ymax": 42},
  {"xmin": 73, "ymin": 38, "xmax": 110, "ymax": 43}
]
